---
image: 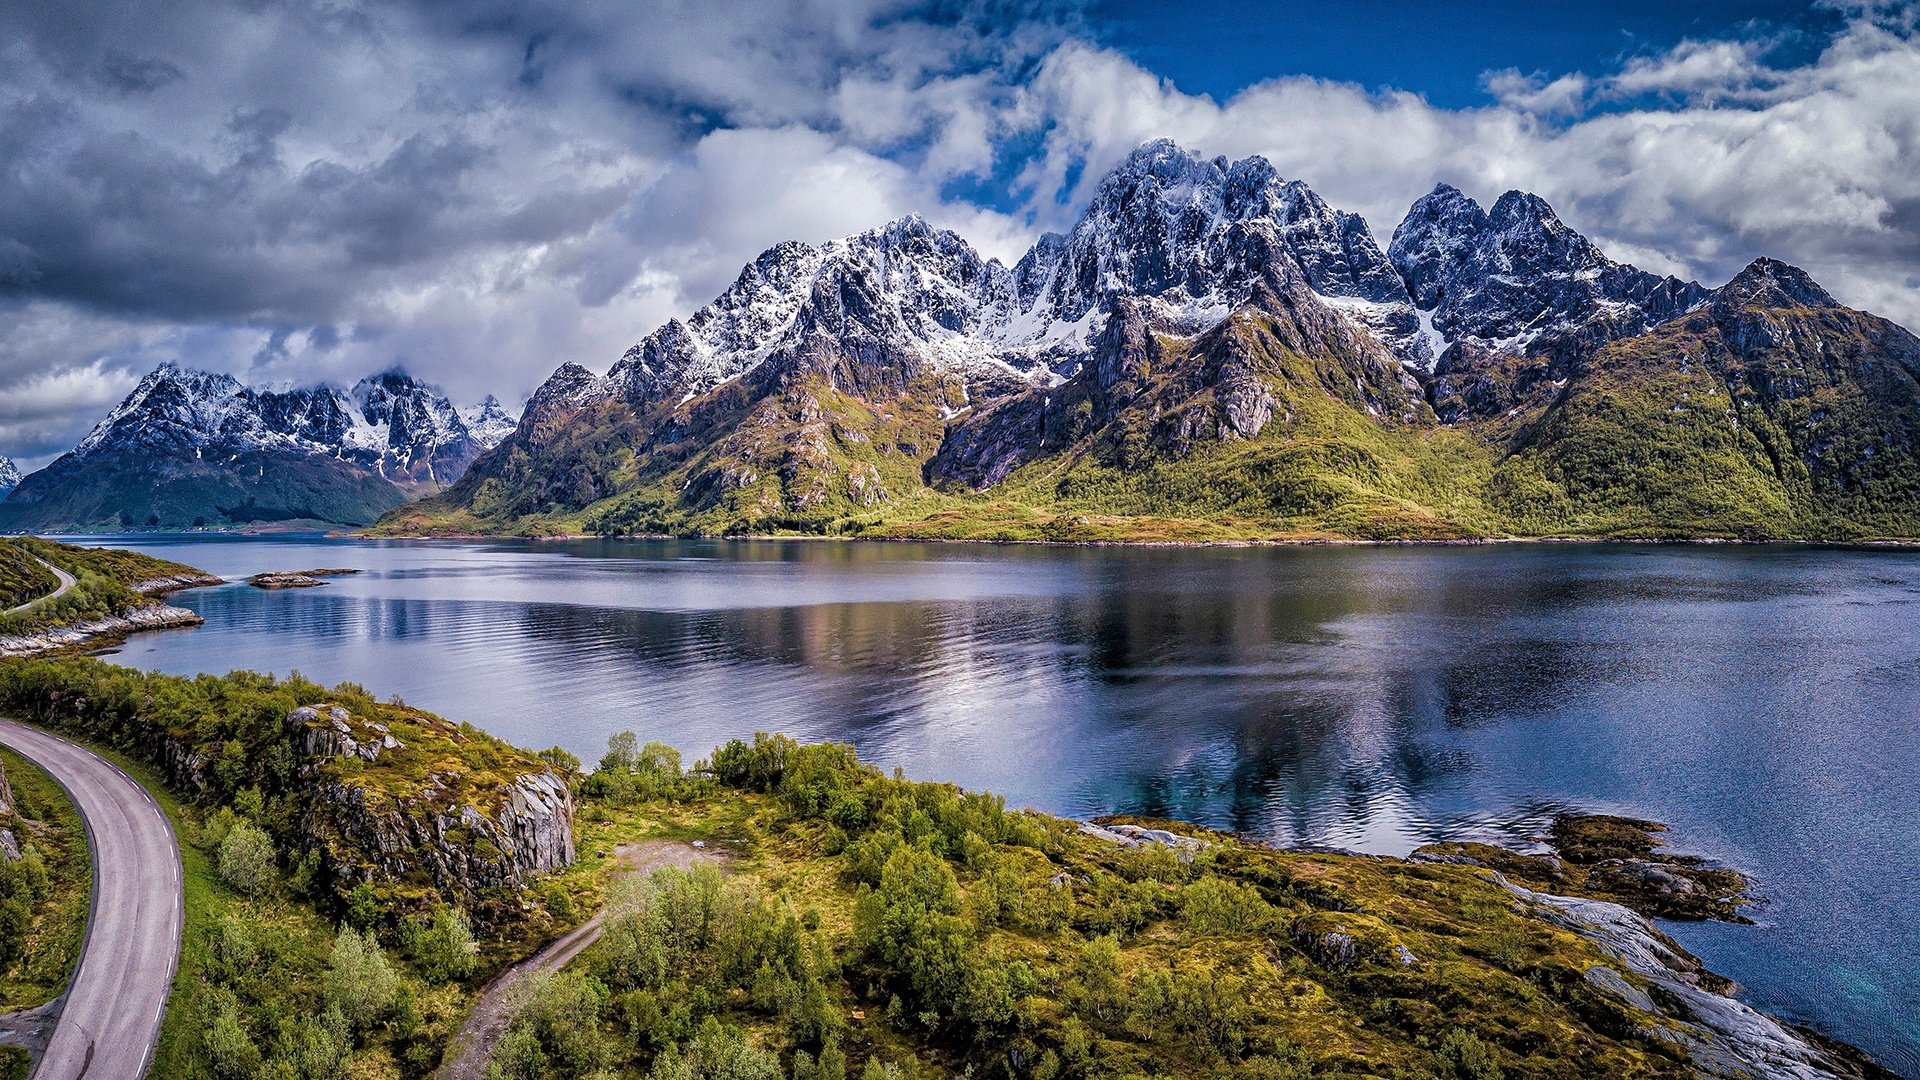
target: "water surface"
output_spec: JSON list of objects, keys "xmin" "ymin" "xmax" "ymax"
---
[{"xmin": 77, "ymin": 534, "xmax": 1920, "ymax": 1073}]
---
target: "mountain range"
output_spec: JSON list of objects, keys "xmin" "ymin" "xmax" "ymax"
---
[
  {"xmin": 0, "ymin": 368, "xmax": 517, "ymax": 531},
  {"xmin": 14, "ymin": 138, "xmax": 1920, "ymax": 540},
  {"xmin": 370, "ymin": 139, "xmax": 1920, "ymax": 542}
]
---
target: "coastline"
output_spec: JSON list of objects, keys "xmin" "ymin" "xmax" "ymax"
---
[
  {"xmin": 0, "ymin": 570, "xmax": 224, "ymax": 658},
  {"xmin": 352, "ymin": 529, "xmax": 1920, "ymax": 550},
  {"xmin": 0, "ymin": 553, "xmax": 1902, "ymax": 1075}
]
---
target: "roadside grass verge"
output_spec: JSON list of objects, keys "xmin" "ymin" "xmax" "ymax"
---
[{"xmin": 0, "ymin": 746, "xmax": 89, "ymax": 1011}]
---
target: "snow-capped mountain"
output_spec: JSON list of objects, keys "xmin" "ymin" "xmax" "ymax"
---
[
  {"xmin": 1388, "ymin": 184, "xmax": 1708, "ymax": 362},
  {"xmin": 459, "ymin": 395, "xmax": 518, "ymax": 447},
  {"xmin": 0, "ymin": 458, "xmax": 20, "ymax": 496},
  {"xmin": 384, "ymin": 137, "xmax": 1920, "ymax": 542},
  {"xmin": 1006, "ymin": 138, "xmax": 1428, "ymax": 366},
  {"xmin": 67, "ymin": 365, "xmax": 515, "ymax": 489},
  {"xmin": 0, "ymin": 365, "xmax": 520, "ymax": 531},
  {"xmin": 563, "ymin": 140, "xmax": 1433, "ymax": 420}
]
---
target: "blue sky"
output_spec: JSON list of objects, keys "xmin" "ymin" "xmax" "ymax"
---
[
  {"xmin": 1, "ymin": 0, "xmax": 1918, "ymax": 466},
  {"xmin": 1093, "ymin": 0, "xmax": 1844, "ymax": 106}
]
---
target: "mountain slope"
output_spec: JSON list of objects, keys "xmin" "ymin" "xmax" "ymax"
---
[
  {"xmin": 1389, "ymin": 185, "xmax": 1709, "ymax": 423},
  {"xmin": 1492, "ymin": 260, "xmax": 1920, "ymax": 538},
  {"xmin": 1, "ymin": 366, "xmax": 516, "ymax": 531},
  {"xmin": 0, "ymin": 459, "xmax": 20, "ymax": 498}
]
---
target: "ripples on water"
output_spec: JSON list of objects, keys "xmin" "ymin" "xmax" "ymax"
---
[{"xmin": 77, "ymin": 534, "xmax": 1920, "ymax": 1073}]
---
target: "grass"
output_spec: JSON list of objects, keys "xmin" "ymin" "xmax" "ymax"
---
[{"xmin": 0, "ymin": 746, "xmax": 89, "ymax": 1011}]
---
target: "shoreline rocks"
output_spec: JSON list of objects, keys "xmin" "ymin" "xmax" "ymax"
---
[
  {"xmin": 1415, "ymin": 813, "xmax": 1754, "ymax": 923},
  {"xmin": 0, "ymin": 604, "xmax": 203, "ymax": 658},
  {"xmin": 129, "ymin": 571, "xmax": 226, "ymax": 595},
  {"xmin": 1500, "ymin": 878, "xmax": 1896, "ymax": 1079}
]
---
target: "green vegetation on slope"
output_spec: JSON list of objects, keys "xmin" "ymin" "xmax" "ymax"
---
[
  {"xmin": 0, "ymin": 658, "xmax": 564, "ymax": 931},
  {"xmin": 0, "ymin": 660, "xmax": 565, "ymax": 1078},
  {"xmin": 0, "ymin": 549, "xmax": 57, "ymax": 612},
  {"xmin": 494, "ymin": 732, "xmax": 1713, "ymax": 1080},
  {"xmin": 0, "ymin": 538, "xmax": 213, "ymax": 637},
  {"xmin": 0, "ymin": 746, "xmax": 89, "ymax": 1012},
  {"xmin": 0, "ymin": 449, "xmax": 410, "ymax": 533}
]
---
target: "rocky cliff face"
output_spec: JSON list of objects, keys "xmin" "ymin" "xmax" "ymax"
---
[{"xmin": 288, "ymin": 704, "xmax": 575, "ymax": 914}]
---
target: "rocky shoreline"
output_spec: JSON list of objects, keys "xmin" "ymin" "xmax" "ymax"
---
[
  {"xmin": 1410, "ymin": 815, "xmax": 1898, "ymax": 1080},
  {"xmin": 1092, "ymin": 813, "xmax": 1897, "ymax": 1078},
  {"xmin": 0, "ymin": 603, "xmax": 204, "ymax": 658},
  {"xmin": 0, "ymin": 565, "xmax": 223, "ymax": 657}
]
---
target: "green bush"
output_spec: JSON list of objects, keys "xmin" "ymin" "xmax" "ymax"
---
[{"xmin": 323, "ymin": 924, "xmax": 400, "ymax": 1031}]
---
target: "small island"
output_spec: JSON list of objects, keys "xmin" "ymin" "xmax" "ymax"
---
[{"xmin": 247, "ymin": 568, "xmax": 363, "ymax": 589}]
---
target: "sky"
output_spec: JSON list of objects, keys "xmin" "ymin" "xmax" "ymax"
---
[{"xmin": 3, "ymin": 0, "xmax": 1920, "ymax": 468}]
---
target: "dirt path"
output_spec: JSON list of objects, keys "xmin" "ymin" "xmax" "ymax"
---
[
  {"xmin": 2, "ymin": 557, "xmax": 75, "ymax": 617},
  {"xmin": 436, "ymin": 840, "xmax": 723, "ymax": 1080}
]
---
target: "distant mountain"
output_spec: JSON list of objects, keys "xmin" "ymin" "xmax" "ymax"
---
[
  {"xmin": 0, "ymin": 459, "xmax": 19, "ymax": 498},
  {"xmin": 374, "ymin": 139, "xmax": 1920, "ymax": 542},
  {"xmin": 1, "ymin": 366, "xmax": 517, "ymax": 531}
]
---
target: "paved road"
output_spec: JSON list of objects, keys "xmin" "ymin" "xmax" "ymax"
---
[
  {"xmin": 2, "ymin": 557, "xmax": 76, "ymax": 617},
  {"xmin": 0, "ymin": 718, "xmax": 183, "ymax": 1079}
]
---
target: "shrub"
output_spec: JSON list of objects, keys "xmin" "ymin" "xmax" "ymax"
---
[
  {"xmin": 323, "ymin": 924, "xmax": 400, "ymax": 1031},
  {"xmin": 217, "ymin": 821, "xmax": 278, "ymax": 898},
  {"xmin": 406, "ymin": 904, "xmax": 479, "ymax": 984}
]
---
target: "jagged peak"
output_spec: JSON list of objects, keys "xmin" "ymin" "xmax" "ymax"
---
[{"xmin": 1717, "ymin": 258, "xmax": 1838, "ymax": 310}]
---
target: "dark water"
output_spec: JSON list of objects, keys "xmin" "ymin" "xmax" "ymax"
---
[{"xmin": 72, "ymin": 534, "xmax": 1920, "ymax": 1073}]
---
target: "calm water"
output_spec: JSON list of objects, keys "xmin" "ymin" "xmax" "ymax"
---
[{"xmin": 72, "ymin": 535, "xmax": 1920, "ymax": 1073}]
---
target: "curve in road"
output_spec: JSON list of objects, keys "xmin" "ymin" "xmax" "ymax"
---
[
  {"xmin": 0, "ymin": 718, "xmax": 183, "ymax": 1079},
  {"xmin": 2, "ymin": 557, "xmax": 76, "ymax": 618}
]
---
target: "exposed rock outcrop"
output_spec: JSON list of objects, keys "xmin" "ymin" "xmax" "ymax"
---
[
  {"xmin": 1503, "ymin": 880, "xmax": 1889, "ymax": 1080},
  {"xmin": 289, "ymin": 703, "xmax": 575, "ymax": 916}
]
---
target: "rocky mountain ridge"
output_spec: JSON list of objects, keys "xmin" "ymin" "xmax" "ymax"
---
[
  {"xmin": 0, "ymin": 458, "xmax": 19, "ymax": 497},
  {"xmin": 2, "ymin": 365, "xmax": 519, "ymax": 531},
  {"xmin": 68, "ymin": 364, "xmax": 515, "ymax": 489}
]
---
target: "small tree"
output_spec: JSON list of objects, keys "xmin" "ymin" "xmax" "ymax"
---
[
  {"xmin": 407, "ymin": 903, "xmax": 479, "ymax": 984},
  {"xmin": 217, "ymin": 821, "xmax": 278, "ymax": 898},
  {"xmin": 324, "ymin": 924, "xmax": 400, "ymax": 1030},
  {"xmin": 598, "ymin": 731, "xmax": 640, "ymax": 774}
]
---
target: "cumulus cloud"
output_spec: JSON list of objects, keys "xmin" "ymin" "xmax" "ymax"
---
[{"xmin": 3, "ymin": 0, "xmax": 1920, "ymax": 465}]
